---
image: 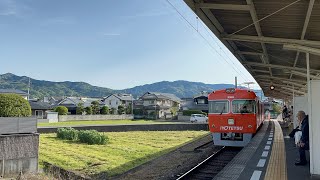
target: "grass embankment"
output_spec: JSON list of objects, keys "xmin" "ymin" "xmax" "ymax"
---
[
  {"xmin": 38, "ymin": 119, "xmax": 178, "ymax": 127},
  {"xmin": 39, "ymin": 131, "xmax": 209, "ymax": 177}
]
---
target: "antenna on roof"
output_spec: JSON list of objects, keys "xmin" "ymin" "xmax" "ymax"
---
[
  {"xmin": 242, "ymin": 82, "xmax": 255, "ymax": 91},
  {"xmin": 235, "ymin": 76, "xmax": 237, "ymax": 88}
]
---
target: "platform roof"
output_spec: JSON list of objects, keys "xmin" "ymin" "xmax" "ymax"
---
[{"xmin": 185, "ymin": 0, "xmax": 320, "ymax": 100}]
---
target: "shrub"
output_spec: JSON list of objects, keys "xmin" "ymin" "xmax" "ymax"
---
[
  {"xmin": 182, "ymin": 110, "xmax": 205, "ymax": 116},
  {"xmin": 0, "ymin": 94, "xmax": 31, "ymax": 117},
  {"xmin": 76, "ymin": 103, "xmax": 84, "ymax": 115},
  {"xmin": 85, "ymin": 106, "xmax": 92, "ymax": 115},
  {"xmin": 133, "ymin": 109, "xmax": 143, "ymax": 115},
  {"xmin": 57, "ymin": 127, "xmax": 78, "ymax": 141},
  {"xmin": 91, "ymin": 101, "xmax": 100, "ymax": 114},
  {"xmin": 78, "ymin": 130, "xmax": 108, "ymax": 145},
  {"xmin": 101, "ymin": 106, "xmax": 109, "ymax": 115},
  {"xmin": 118, "ymin": 105, "xmax": 125, "ymax": 114},
  {"xmin": 110, "ymin": 107, "xmax": 116, "ymax": 114},
  {"xmin": 54, "ymin": 106, "xmax": 68, "ymax": 115}
]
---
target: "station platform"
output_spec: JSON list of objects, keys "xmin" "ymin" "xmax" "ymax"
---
[{"xmin": 213, "ymin": 119, "xmax": 318, "ymax": 180}]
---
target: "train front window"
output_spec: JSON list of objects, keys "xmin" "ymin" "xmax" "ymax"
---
[
  {"xmin": 209, "ymin": 101, "xmax": 229, "ymax": 114},
  {"xmin": 232, "ymin": 100, "xmax": 255, "ymax": 114}
]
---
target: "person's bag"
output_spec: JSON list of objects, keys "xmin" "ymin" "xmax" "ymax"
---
[{"xmin": 295, "ymin": 131, "xmax": 302, "ymax": 145}]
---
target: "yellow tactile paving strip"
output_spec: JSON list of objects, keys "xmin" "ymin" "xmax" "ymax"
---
[{"xmin": 264, "ymin": 120, "xmax": 287, "ymax": 180}]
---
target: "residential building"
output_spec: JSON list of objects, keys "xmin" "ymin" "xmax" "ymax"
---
[
  {"xmin": 56, "ymin": 97, "xmax": 103, "ymax": 114},
  {"xmin": 0, "ymin": 89, "xmax": 28, "ymax": 99},
  {"xmin": 28, "ymin": 100, "xmax": 53, "ymax": 119},
  {"xmin": 180, "ymin": 91, "xmax": 209, "ymax": 113},
  {"xmin": 139, "ymin": 92, "xmax": 181, "ymax": 119},
  {"xmin": 102, "ymin": 93, "xmax": 133, "ymax": 110}
]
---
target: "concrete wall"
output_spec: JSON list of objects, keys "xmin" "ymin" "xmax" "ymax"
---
[
  {"xmin": 0, "ymin": 118, "xmax": 37, "ymax": 134},
  {"xmin": 38, "ymin": 123, "xmax": 209, "ymax": 133},
  {"xmin": 58, "ymin": 114, "xmax": 134, "ymax": 122},
  {"xmin": 178, "ymin": 115, "xmax": 191, "ymax": 121},
  {"xmin": 47, "ymin": 112, "xmax": 59, "ymax": 123},
  {"xmin": 0, "ymin": 133, "xmax": 39, "ymax": 178}
]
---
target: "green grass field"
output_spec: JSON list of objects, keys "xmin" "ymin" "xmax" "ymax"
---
[
  {"xmin": 38, "ymin": 119, "xmax": 179, "ymax": 127},
  {"xmin": 39, "ymin": 131, "xmax": 209, "ymax": 177}
]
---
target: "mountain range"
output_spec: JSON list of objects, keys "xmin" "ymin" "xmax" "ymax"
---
[{"xmin": 0, "ymin": 73, "xmax": 263, "ymax": 99}]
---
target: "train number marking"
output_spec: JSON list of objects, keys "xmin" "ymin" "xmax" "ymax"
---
[{"xmin": 220, "ymin": 126, "xmax": 243, "ymax": 131}]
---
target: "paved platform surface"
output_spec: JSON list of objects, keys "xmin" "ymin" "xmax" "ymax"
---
[{"xmin": 213, "ymin": 119, "xmax": 317, "ymax": 180}]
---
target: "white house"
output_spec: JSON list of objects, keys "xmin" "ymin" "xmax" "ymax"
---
[
  {"xmin": 103, "ymin": 94, "xmax": 133, "ymax": 109},
  {"xmin": 139, "ymin": 92, "xmax": 181, "ymax": 119}
]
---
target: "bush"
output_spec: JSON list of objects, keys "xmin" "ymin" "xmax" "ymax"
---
[
  {"xmin": 133, "ymin": 109, "xmax": 143, "ymax": 115},
  {"xmin": 78, "ymin": 130, "xmax": 108, "ymax": 145},
  {"xmin": 101, "ymin": 106, "xmax": 109, "ymax": 115},
  {"xmin": 54, "ymin": 106, "xmax": 68, "ymax": 115},
  {"xmin": 56, "ymin": 128, "xmax": 108, "ymax": 145},
  {"xmin": 182, "ymin": 110, "xmax": 205, "ymax": 116},
  {"xmin": 118, "ymin": 105, "xmax": 125, "ymax": 114},
  {"xmin": 91, "ymin": 101, "xmax": 100, "ymax": 114},
  {"xmin": 57, "ymin": 127, "xmax": 78, "ymax": 141},
  {"xmin": 85, "ymin": 106, "xmax": 92, "ymax": 115},
  {"xmin": 76, "ymin": 103, "xmax": 84, "ymax": 115},
  {"xmin": 0, "ymin": 94, "xmax": 31, "ymax": 117}
]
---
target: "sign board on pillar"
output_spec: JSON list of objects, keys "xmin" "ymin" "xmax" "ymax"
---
[
  {"xmin": 311, "ymin": 80, "xmax": 320, "ymax": 175},
  {"xmin": 293, "ymin": 96, "xmax": 308, "ymax": 128}
]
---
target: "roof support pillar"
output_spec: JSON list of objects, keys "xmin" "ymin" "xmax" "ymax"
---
[{"xmin": 307, "ymin": 52, "xmax": 314, "ymax": 174}]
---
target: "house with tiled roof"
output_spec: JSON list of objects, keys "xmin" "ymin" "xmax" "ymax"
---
[
  {"xmin": 102, "ymin": 94, "xmax": 133, "ymax": 110},
  {"xmin": 57, "ymin": 97, "xmax": 103, "ymax": 114},
  {"xmin": 28, "ymin": 100, "xmax": 53, "ymax": 119},
  {"xmin": 138, "ymin": 92, "xmax": 181, "ymax": 119},
  {"xmin": 0, "ymin": 89, "xmax": 28, "ymax": 99}
]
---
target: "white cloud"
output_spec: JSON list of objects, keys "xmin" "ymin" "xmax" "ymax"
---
[
  {"xmin": 0, "ymin": 0, "xmax": 32, "ymax": 18},
  {"xmin": 0, "ymin": 0, "xmax": 17, "ymax": 16},
  {"xmin": 43, "ymin": 17, "xmax": 76, "ymax": 25},
  {"xmin": 102, "ymin": 33, "xmax": 121, "ymax": 36}
]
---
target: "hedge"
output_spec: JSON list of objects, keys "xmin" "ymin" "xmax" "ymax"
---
[{"xmin": 0, "ymin": 94, "xmax": 31, "ymax": 117}]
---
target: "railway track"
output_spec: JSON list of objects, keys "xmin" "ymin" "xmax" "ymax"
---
[{"xmin": 176, "ymin": 146, "xmax": 242, "ymax": 180}]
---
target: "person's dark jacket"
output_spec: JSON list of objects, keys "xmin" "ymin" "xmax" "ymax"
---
[{"xmin": 300, "ymin": 115, "xmax": 309, "ymax": 149}]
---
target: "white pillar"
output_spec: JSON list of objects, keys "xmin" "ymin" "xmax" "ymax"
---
[
  {"xmin": 310, "ymin": 80, "xmax": 320, "ymax": 175},
  {"xmin": 306, "ymin": 52, "xmax": 314, "ymax": 174}
]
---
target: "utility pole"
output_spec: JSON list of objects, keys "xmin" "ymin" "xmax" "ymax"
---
[
  {"xmin": 27, "ymin": 77, "xmax": 31, "ymax": 100},
  {"xmin": 131, "ymin": 95, "xmax": 134, "ymax": 115}
]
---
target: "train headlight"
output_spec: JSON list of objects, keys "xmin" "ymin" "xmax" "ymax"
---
[
  {"xmin": 248, "ymin": 125, "xmax": 252, "ymax": 128},
  {"xmin": 228, "ymin": 119, "xmax": 234, "ymax": 125}
]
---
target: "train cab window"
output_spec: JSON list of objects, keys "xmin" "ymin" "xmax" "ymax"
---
[
  {"xmin": 209, "ymin": 101, "xmax": 229, "ymax": 114},
  {"xmin": 232, "ymin": 100, "xmax": 255, "ymax": 114}
]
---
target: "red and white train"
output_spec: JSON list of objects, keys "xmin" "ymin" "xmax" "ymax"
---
[{"xmin": 208, "ymin": 88, "xmax": 264, "ymax": 147}]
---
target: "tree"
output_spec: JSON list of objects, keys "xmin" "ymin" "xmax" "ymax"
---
[
  {"xmin": 170, "ymin": 107, "xmax": 179, "ymax": 116},
  {"xmin": 54, "ymin": 106, "xmax": 68, "ymax": 115},
  {"xmin": 0, "ymin": 94, "xmax": 31, "ymax": 117},
  {"xmin": 110, "ymin": 107, "xmax": 116, "ymax": 115},
  {"xmin": 126, "ymin": 103, "xmax": 132, "ymax": 114},
  {"xmin": 101, "ymin": 106, "xmax": 109, "ymax": 115},
  {"xmin": 85, "ymin": 106, "xmax": 92, "ymax": 115},
  {"xmin": 76, "ymin": 103, "xmax": 84, "ymax": 115},
  {"xmin": 118, "ymin": 105, "xmax": 125, "ymax": 114},
  {"xmin": 91, "ymin": 101, "xmax": 100, "ymax": 115}
]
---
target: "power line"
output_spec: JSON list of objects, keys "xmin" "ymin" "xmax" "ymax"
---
[
  {"xmin": 165, "ymin": 0, "xmax": 250, "ymax": 82},
  {"xmin": 198, "ymin": 20, "xmax": 252, "ymax": 81}
]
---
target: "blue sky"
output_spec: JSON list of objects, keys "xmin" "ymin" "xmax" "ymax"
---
[{"xmin": 0, "ymin": 0, "xmax": 258, "ymax": 90}]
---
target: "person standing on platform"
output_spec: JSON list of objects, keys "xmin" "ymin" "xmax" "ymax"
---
[{"xmin": 295, "ymin": 111, "xmax": 309, "ymax": 166}]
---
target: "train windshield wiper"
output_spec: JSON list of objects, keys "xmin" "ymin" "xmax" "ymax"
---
[{"xmin": 220, "ymin": 106, "xmax": 225, "ymax": 115}]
